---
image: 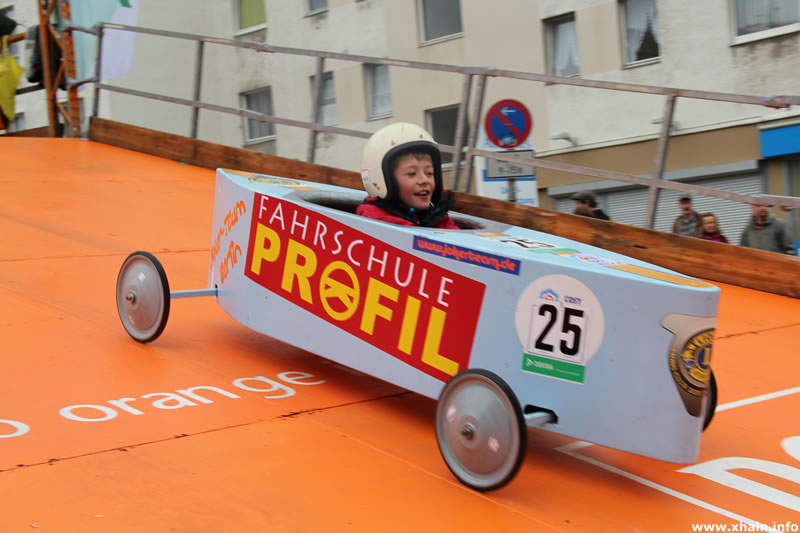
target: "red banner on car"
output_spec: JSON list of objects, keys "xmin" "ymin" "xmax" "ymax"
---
[{"xmin": 245, "ymin": 194, "xmax": 485, "ymax": 382}]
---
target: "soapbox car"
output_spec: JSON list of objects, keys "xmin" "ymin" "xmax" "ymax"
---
[{"xmin": 116, "ymin": 169, "xmax": 719, "ymax": 491}]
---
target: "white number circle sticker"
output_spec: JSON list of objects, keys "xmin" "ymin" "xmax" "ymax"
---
[{"xmin": 515, "ymin": 274, "xmax": 605, "ymax": 366}]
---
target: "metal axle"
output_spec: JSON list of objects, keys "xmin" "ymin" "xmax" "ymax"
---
[
  {"xmin": 524, "ymin": 411, "xmax": 555, "ymax": 427},
  {"xmin": 170, "ymin": 288, "xmax": 218, "ymax": 299}
]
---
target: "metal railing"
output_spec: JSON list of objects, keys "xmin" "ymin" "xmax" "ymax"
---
[{"xmin": 64, "ymin": 23, "xmax": 800, "ymax": 223}]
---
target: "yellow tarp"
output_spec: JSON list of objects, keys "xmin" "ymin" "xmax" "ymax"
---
[{"xmin": 0, "ymin": 35, "xmax": 23, "ymax": 122}]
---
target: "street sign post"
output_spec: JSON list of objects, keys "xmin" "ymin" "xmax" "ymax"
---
[
  {"xmin": 485, "ymin": 150, "xmax": 536, "ymax": 180},
  {"xmin": 484, "ymin": 99, "xmax": 533, "ymax": 149},
  {"xmin": 481, "ymin": 100, "xmax": 536, "ymax": 203}
]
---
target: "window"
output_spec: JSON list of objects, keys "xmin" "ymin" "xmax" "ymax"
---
[
  {"xmin": 237, "ymin": 0, "xmax": 266, "ymax": 31},
  {"xmin": 9, "ymin": 112, "xmax": 24, "ymax": 133},
  {"xmin": 789, "ymin": 158, "xmax": 800, "ymax": 247},
  {"xmin": 427, "ymin": 105, "xmax": 468, "ymax": 165},
  {"xmin": 365, "ymin": 64, "xmax": 391, "ymax": 118},
  {"xmin": 419, "ymin": 0, "xmax": 463, "ymax": 42},
  {"xmin": 621, "ymin": 0, "xmax": 660, "ymax": 63},
  {"xmin": 308, "ymin": 0, "xmax": 328, "ymax": 13},
  {"xmin": 735, "ymin": 0, "xmax": 800, "ymax": 37},
  {"xmin": 241, "ymin": 87, "xmax": 275, "ymax": 141},
  {"xmin": 312, "ymin": 72, "xmax": 336, "ymax": 126},
  {"xmin": 546, "ymin": 15, "xmax": 580, "ymax": 77}
]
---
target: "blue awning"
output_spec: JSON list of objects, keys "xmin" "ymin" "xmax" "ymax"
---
[{"xmin": 760, "ymin": 124, "xmax": 800, "ymax": 158}]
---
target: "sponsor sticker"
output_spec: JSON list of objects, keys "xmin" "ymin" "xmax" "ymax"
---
[
  {"xmin": 221, "ymin": 168, "xmax": 257, "ymax": 178},
  {"xmin": 222, "ymin": 170, "xmax": 306, "ymax": 187},
  {"xmin": 413, "ymin": 237, "xmax": 520, "ymax": 275},
  {"xmin": 610, "ymin": 264, "xmax": 716, "ymax": 288},
  {"xmin": 478, "ymin": 232, "xmax": 713, "ymax": 288},
  {"xmin": 245, "ymin": 194, "xmax": 486, "ymax": 382},
  {"xmin": 672, "ymin": 330, "xmax": 713, "ymax": 393},
  {"xmin": 515, "ymin": 275, "xmax": 605, "ymax": 384},
  {"xmin": 476, "ymin": 233, "xmax": 579, "ymax": 255},
  {"xmin": 247, "ymin": 176, "xmax": 304, "ymax": 186},
  {"xmin": 571, "ymin": 255, "xmax": 622, "ymax": 267},
  {"xmin": 361, "ymin": 169, "xmax": 382, "ymax": 194},
  {"xmin": 661, "ymin": 314, "xmax": 716, "ymax": 417}
]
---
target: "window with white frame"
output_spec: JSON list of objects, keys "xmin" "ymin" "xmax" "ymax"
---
[
  {"xmin": 621, "ymin": 0, "xmax": 660, "ymax": 63},
  {"xmin": 365, "ymin": 64, "xmax": 391, "ymax": 118},
  {"xmin": 427, "ymin": 105, "xmax": 468, "ymax": 165},
  {"xmin": 241, "ymin": 87, "xmax": 275, "ymax": 141},
  {"xmin": 419, "ymin": 0, "xmax": 463, "ymax": 42},
  {"xmin": 308, "ymin": 0, "xmax": 328, "ymax": 14},
  {"xmin": 236, "ymin": 0, "xmax": 266, "ymax": 31},
  {"xmin": 546, "ymin": 15, "xmax": 580, "ymax": 77},
  {"xmin": 312, "ymin": 72, "xmax": 336, "ymax": 126},
  {"xmin": 734, "ymin": 0, "xmax": 800, "ymax": 37}
]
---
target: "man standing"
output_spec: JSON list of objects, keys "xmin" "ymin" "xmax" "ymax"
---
[
  {"xmin": 571, "ymin": 191, "xmax": 610, "ymax": 220},
  {"xmin": 740, "ymin": 203, "xmax": 796, "ymax": 255},
  {"xmin": 672, "ymin": 195, "xmax": 703, "ymax": 237}
]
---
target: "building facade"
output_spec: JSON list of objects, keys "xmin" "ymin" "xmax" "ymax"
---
[{"xmin": 5, "ymin": 0, "xmax": 800, "ymax": 244}]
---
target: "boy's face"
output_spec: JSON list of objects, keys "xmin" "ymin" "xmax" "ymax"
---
[{"xmin": 394, "ymin": 153, "xmax": 435, "ymax": 210}]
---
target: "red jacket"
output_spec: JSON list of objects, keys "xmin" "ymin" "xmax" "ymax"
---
[{"xmin": 356, "ymin": 202, "xmax": 460, "ymax": 229}]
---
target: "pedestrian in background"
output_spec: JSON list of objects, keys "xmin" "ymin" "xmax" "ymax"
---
[
  {"xmin": 740, "ymin": 203, "xmax": 796, "ymax": 255},
  {"xmin": 672, "ymin": 194, "xmax": 703, "ymax": 237},
  {"xmin": 571, "ymin": 190, "xmax": 610, "ymax": 220},
  {"xmin": 573, "ymin": 204, "xmax": 597, "ymax": 218},
  {"xmin": 696, "ymin": 212, "xmax": 729, "ymax": 243}
]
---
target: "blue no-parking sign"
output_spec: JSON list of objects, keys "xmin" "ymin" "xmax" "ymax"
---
[{"xmin": 484, "ymin": 99, "xmax": 532, "ymax": 149}]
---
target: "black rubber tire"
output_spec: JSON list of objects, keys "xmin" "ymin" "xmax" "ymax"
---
[{"xmin": 703, "ymin": 370, "xmax": 717, "ymax": 431}]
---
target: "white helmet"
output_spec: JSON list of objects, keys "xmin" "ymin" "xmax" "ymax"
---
[{"xmin": 360, "ymin": 122, "xmax": 443, "ymax": 205}]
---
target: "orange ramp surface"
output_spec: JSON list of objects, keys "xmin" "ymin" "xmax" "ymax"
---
[{"xmin": 1, "ymin": 138, "xmax": 798, "ymax": 533}]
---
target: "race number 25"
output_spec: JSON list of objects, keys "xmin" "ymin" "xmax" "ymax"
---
[{"xmin": 526, "ymin": 301, "xmax": 587, "ymax": 363}]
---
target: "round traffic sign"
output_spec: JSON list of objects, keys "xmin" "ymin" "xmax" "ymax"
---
[{"xmin": 484, "ymin": 99, "xmax": 532, "ymax": 149}]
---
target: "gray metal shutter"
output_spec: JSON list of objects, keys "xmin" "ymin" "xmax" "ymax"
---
[
  {"xmin": 605, "ymin": 188, "xmax": 650, "ymax": 226},
  {"xmin": 551, "ymin": 173, "xmax": 760, "ymax": 245},
  {"xmin": 554, "ymin": 197, "xmax": 574, "ymax": 214},
  {"xmin": 555, "ymin": 190, "xmax": 648, "ymax": 225}
]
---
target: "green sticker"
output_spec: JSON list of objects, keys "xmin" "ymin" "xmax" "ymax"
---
[
  {"xmin": 522, "ymin": 353, "xmax": 585, "ymax": 383},
  {"xmin": 527, "ymin": 248, "xmax": 578, "ymax": 254}
]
